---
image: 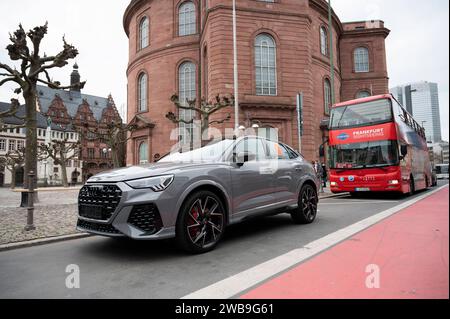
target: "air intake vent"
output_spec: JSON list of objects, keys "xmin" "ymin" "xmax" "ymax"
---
[{"xmin": 127, "ymin": 204, "xmax": 163, "ymax": 235}]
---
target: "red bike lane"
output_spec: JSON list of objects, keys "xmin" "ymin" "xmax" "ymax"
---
[{"xmin": 241, "ymin": 187, "xmax": 449, "ymax": 299}]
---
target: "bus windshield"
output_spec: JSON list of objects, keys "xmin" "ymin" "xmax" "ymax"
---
[
  {"xmin": 436, "ymin": 165, "xmax": 449, "ymax": 175},
  {"xmin": 330, "ymin": 140, "xmax": 399, "ymax": 169},
  {"xmin": 330, "ymin": 99, "xmax": 393, "ymax": 129}
]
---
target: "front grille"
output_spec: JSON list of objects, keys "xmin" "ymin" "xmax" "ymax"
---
[
  {"xmin": 78, "ymin": 185, "xmax": 122, "ymax": 220},
  {"xmin": 77, "ymin": 219, "xmax": 121, "ymax": 234},
  {"xmin": 127, "ymin": 204, "xmax": 163, "ymax": 235}
]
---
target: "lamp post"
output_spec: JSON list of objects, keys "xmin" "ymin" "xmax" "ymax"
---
[
  {"xmin": 24, "ymin": 171, "xmax": 36, "ymax": 231},
  {"xmin": 233, "ymin": 0, "xmax": 240, "ymax": 131},
  {"xmin": 43, "ymin": 160, "xmax": 48, "ymax": 187},
  {"xmin": 327, "ymin": 0, "xmax": 335, "ymax": 104}
]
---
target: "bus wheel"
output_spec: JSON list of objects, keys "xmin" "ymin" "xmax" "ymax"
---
[{"xmin": 409, "ymin": 176, "xmax": 415, "ymax": 195}]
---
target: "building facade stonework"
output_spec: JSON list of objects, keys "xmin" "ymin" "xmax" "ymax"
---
[{"xmin": 124, "ymin": 0, "xmax": 390, "ymax": 164}]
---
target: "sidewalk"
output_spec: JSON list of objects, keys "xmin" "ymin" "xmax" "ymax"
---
[
  {"xmin": 241, "ymin": 186, "xmax": 449, "ymax": 299},
  {"xmin": 0, "ymin": 188, "xmax": 81, "ymax": 245}
]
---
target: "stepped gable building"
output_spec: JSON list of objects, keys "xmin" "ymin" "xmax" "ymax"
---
[
  {"xmin": 36, "ymin": 64, "xmax": 123, "ymax": 180},
  {"xmin": 0, "ymin": 101, "xmax": 80, "ymax": 187},
  {"xmin": 123, "ymin": 0, "xmax": 390, "ymax": 164}
]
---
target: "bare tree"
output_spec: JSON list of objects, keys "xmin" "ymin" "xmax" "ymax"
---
[
  {"xmin": 0, "ymin": 147, "xmax": 25, "ymax": 189},
  {"xmin": 39, "ymin": 138, "xmax": 80, "ymax": 188},
  {"xmin": 0, "ymin": 23, "xmax": 85, "ymax": 190},
  {"xmin": 167, "ymin": 94, "xmax": 234, "ymax": 138},
  {"xmin": 81, "ymin": 120, "xmax": 137, "ymax": 168}
]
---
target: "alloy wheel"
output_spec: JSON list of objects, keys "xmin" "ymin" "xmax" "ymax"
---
[
  {"xmin": 301, "ymin": 186, "xmax": 318, "ymax": 221},
  {"xmin": 186, "ymin": 195, "xmax": 224, "ymax": 249}
]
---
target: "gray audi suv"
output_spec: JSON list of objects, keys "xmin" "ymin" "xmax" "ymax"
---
[{"xmin": 77, "ymin": 136, "xmax": 320, "ymax": 253}]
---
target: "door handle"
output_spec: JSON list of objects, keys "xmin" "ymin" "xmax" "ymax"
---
[{"xmin": 294, "ymin": 166, "xmax": 303, "ymax": 171}]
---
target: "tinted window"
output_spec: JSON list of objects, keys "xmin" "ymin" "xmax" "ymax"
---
[
  {"xmin": 234, "ymin": 138, "xmax": 266, "ymax": 161},
  {"xmin": 266, "ymin": 141, "xmax": 290, "ymax": 160},
  {"xmin": 284, "ymin": 144, "xmax": 300, "ymax": 159},
  {"xmin": 330, "ymin": 99, "xmax": 392, "ymax": 129}
]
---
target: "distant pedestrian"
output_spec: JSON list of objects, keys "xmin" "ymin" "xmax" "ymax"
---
[
  {"xmin": 321, "ymin": 163, "xmax": 328, "ymax": 188},
  {"xmin": 313, "ymin": 161, "xmax": 325, "ymax": 193}
]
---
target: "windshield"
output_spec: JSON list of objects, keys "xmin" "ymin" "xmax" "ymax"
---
[
  {"xmin": 436, "ymin": 165, "xmax": 449, "ymax": 174},
  {"xmin": 330, "ymin": 140, "xmax": 399, "ymax": 169},
  {"xmin": 159, "ymin": 139, "xmax": 234, "ymax": 163},
  {"xmin": 330, "ymin": 99, "xmax": 393, "ymax": 129}
]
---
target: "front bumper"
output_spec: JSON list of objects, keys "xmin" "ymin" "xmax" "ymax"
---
[
  {"xmin": 76, "ymin": 182, "xmax": 177, "ymax": 240},
  {"xmin": 330, "ymin": 182, "xmax": 403, "ymax": 193}
]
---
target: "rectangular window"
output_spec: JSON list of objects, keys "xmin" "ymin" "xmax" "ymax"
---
[
  {"xmin": 8, "ymin": 140, "xmax": 16, "ymax": 151},
  {"xmin": 88, "ymin": 148, "xmax": 95, "ymax": 159},
  {"xmin": 17, "ymin": 140, "xmax": 25, "ymax": 149},
  {"xmin": 0, "ymin": 139, "xmax": 6, "ymax": 151}
]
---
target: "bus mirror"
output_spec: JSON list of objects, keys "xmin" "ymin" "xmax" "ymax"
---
[{"xmin": 400, "ymin": 145, "xmax": 408, "ymax": 157}]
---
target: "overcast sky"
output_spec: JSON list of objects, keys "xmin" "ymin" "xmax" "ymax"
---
[{"xmin": 0, "ymin": 0, "xmax": 448, "ymax": 140}]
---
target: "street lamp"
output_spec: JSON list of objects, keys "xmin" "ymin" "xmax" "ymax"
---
[
  {"xmin": 232, "ymin": 0, "xmax": 240, "ymax": 131},
  {"xmin": 43, "ymin": 160, "xmax": 48, "ymax": 187}
]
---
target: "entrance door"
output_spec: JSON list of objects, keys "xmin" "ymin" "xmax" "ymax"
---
[{"xmin": 15, "ymin": 167, "xmax": 24, "ymax": 187}]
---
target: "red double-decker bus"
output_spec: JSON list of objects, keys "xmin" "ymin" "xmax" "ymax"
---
[{"xmin": 328, "ymin": 94, "xmax": 432, "ymax": 195}]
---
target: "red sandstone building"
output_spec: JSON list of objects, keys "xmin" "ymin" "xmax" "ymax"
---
[{"xmin": 123, "ymin": 0, "xmax": 390, "ymax": 164}]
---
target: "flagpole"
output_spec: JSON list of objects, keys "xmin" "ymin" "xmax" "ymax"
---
[
  {"xmin": 233, "ymin": 0, "xmax": 239, "ymax": 131},
  {"xmin": 328, "ymin": 0, "xmax": 335, "ymax": 104}
]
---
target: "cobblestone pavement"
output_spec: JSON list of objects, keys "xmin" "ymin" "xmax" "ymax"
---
[{"xmin": 0, "ymin": 188, "xmax": 81, "ymax": 245}]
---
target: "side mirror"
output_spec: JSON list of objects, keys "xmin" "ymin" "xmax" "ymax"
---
[
  {"xmin": 400, "ymin": 145, "xmax": 408, "ymax": 157},
  {"xmin": 235, "ymin": 152, "xmax": 256, "ymax": 166}
]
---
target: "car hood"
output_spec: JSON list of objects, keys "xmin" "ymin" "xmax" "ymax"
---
[{"xmin": 87, "ymin": 162, "xmax": 217, "ymax": 183}]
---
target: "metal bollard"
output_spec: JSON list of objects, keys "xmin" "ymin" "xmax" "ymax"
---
[{"xmin": 24, "ymin": 171, "xmax": 36, "ymax": 231}]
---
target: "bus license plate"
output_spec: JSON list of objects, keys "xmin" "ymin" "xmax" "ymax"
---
[{"xmin": 355, "ymin": 188, "xmax": 370, "ymax": 192}]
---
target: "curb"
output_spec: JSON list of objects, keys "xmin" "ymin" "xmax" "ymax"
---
[
  {"xmin": 0, "ymin": 233, "xmax": 94, "ymax": 252},
  {"xmin": 319, "ymin": 192, "xmax": 349, "ymax": 200}
]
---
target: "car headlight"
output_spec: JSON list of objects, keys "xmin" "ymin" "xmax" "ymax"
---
[{"xmin": 125, "ymin": 175, "xmax": 174, "ymax": 191}]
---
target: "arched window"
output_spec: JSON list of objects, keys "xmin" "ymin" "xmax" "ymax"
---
[
  {"xmin": 179, "ymin": 61, "xmax": 196, "ymax": 143},
  {"xmin": 179, "ymin": 2, "xmax": 196, "ymax": 36},
  {"xmin": 255, "ymin": 34, "xmax": 277, "ymax": 96},
  {"xmin": 320, "ymin": 26, "xmax": 328, "ymax": 56},
  {"xmin": 354, "ymin": 47, "xmax": 369, "ymax": 73},
  {"xmin": 324, "ymin": 78, "xmax": 332, "ymax": 115},
  {"xmin": 356, "ymin": 90, "xmax": 371, "ymax": 99},
  {"xmin": 138, "ymin": 73, "xmax": 148, "ymax": 112},
  {"xmin": 139, "ymin": 142, "xmax": 148, "ymax": 165},
  {"xmin": 139, "ymin": 17, "xmax": 149, "ymax": 49}
]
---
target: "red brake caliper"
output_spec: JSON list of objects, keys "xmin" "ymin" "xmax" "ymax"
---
[{"xmin": 189, "ymin": 206, "xmax": 200, "ymax": 237}]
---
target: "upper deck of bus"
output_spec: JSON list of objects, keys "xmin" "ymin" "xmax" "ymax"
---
[{"xmin": 332, "ymin": 94, "xmax": 393, "ymax": 109}]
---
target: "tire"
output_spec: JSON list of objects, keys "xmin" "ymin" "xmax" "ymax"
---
[
  {"xmin": 176, "ymin": 190, "xmax": 226, "ymax": 254},
  {"xmin": 291, "ymin": 184, "xmax": 318, "ymax": 224},
  {"xmin": 409, "ymin": 176, "xmax": 415, "ymax": 196}
]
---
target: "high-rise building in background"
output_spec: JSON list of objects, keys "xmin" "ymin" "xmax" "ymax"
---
[{"xmin": 390, "ymin": 81, "xmax": 442, "ymax": 143}]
